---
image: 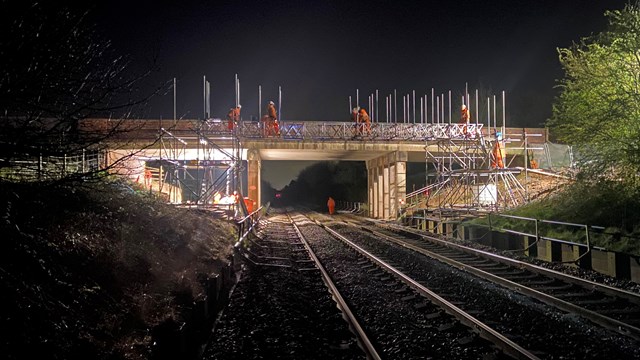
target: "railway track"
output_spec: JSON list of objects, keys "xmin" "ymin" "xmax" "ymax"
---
[
  {"xmin": 313, "ymin": 213, "xmax": 640, "ymax": 359},
  {"xmin": 202, "ymin": 212, "xmax": 368, "ymax": 359},
  {"xmin": 352, "ymin": 218, "xmax": 640, "ymax": 340},
  {"xmin": 205, "ymin": 210, "xmax": 640, "ymax": 359}
]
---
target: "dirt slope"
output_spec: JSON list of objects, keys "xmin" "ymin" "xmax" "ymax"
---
[{"xmin": 0, "ymin": 179, "xmax": 237, "ymax": 359}]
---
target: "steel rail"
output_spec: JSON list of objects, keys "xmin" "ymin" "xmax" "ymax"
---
[
  {"xmin": 288, "ymin": 214, "xmax": 382, "ymax": 360},
  {"xmin": 370, "ymin": 222, "xmax": 640, "ymax": 341},
  {"xmin": 317, "ymin": 220, "xmax": 540, "ymax": 360}
]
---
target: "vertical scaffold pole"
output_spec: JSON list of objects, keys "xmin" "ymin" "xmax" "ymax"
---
[
  {"xmin": 448, "ymin": 90, "xmax": 452, "ymax": 124},
  {"xmin": 259, "ymin": 85, "xmax": 262, "ymax": 119},
  {"xmin": 436, "ymin": 96, "xmax": 440, "ymax": 124},
  {"xmin": 431, "ymin": 88, "xmax": 435, "ymax": 124},
  {"xmin": 394, "ymin": 89, "xmax": 397, "ymax": 123},
  {"xmin": 502, "ymin": 91, "xmax": 506, "ymax": 136},
  {"xmin": 279, "ymin": 86, "xmax": 282, "ymax": 120},
  {"xmin": 413, "ymin": 90, "xmax": 416, "ymax": 124},
  {"xmin": 493, "ymin": 95, "xmax": 497, "ymax": 131},
  {"xmin": 376, "ymin": 90, "xmax": 379, "ymax": 123}
]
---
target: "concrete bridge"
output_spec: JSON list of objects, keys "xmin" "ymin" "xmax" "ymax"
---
[{"xmin": 90, "ymin": 118, "xmax": 548, "ymax": 219}]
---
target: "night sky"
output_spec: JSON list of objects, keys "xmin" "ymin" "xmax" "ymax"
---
[{"xmin": 88, "ymin": 0, "xmax": 622, "ymax": 188}]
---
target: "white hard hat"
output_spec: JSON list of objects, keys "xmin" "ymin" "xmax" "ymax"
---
[
  {"xmin": 237, "ymin": 104, "xmax": 241, "ymax": 108},
  {"xmin": 269, "ymin": 101, "xmax": 274, "ymax": 105},
  {"xmin": 461, "ymin": 104, "xmax": 467, "ymax": 110}
]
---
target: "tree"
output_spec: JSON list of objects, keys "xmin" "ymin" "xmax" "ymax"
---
[
  {"xmin": 0, "ymin": 1, "xmax": 163, "ymax": 182},
  {"xmin": 548, "ymin": 3, "xmax": 640, "ymax": 185}
]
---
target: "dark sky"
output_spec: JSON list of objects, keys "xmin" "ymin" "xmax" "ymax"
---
[
  {"xmin": 88, "ymin": 0, "xmax": 624, "ymax": 189},
  {"xmin": 91, "ymin": 0, "xmax": 622, "ymax": 126}
]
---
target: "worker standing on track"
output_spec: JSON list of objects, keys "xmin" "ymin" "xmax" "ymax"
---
[{"xmin": 327, "ymin": 196, "xmax": 336, "ymax": 215}]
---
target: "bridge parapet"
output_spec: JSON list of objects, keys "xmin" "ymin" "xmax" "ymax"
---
[
  {"xmin": 236, "ymin": 121, "xmax": 486, "ymax": 141},
  {"xmin": 81, "ymin": 118, "xmax": 546, "ymax": 144}
]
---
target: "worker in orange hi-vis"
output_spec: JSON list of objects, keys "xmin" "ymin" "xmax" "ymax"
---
[
  {"xmin": 459, "ymin": 104, "xmax": 471, "ymax": 137},
  {"xmin": 359, "ymin": 107, "xmax": 371, "ymax": 136},
  {"xmin": 351, "ymin": 107, "xmax": 361, "ymax": 137},
  {"xmin": 327, "ymin": 196, "xmax": 336, "ymax": 215},
  {"xmin": 491, "ymin": 132, "xmax": 505, "ymax": 169},
  {"xmin": 266, "ymin": 101, "xmax": 279, "ymax": 136},
  {"xmin": 227, "ymin": 104, "xmax": 241, "ymax": 131},
  {"xmin": 144, "ymin": 169, "xmax": 152, "ymax": 188}
]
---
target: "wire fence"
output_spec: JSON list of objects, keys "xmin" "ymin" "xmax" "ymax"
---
[{"xmin": 0, "ymin": 149, "xmax": 105, "ymax": 181}]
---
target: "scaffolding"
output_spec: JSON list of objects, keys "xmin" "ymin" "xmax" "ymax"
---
[
  {"xmin": 421, "ymin": 132, "xmax": 526, "ymax": 216},
  {"xmin": 404, "ymin": 126, "xmax": 574, "ymax": 220},
  {"xmin": 144, "ymin": 121, "xmax": 243, "ymax": 211}
]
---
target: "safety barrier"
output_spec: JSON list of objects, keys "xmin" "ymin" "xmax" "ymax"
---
[
  {"xmin": 336, "ymin": 200, "xmax": 367, "ymax": 215},
  {"xmin": 236, "ymin": 121, "xmax": 484, "ymax": 141},
  {"xmin": 404, "ymin": 213, "xmax": 640, "ymax": 284}
]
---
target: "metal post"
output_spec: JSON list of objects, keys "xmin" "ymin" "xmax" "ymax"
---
[
  {"xmin": 402, "ymin": 95, "xmax": 406, "ymax": 123},
  {"xmin": 259, "ymin": 85, "xmax": 262, "ymax": 119},
  {"xmin": 431, "ymin": 88, "xmax": 435, "ymax": 123},
  {"xmin": 279, "ymin": 86, "xmax": 282, "ymax": 120},
  {"xmin": 446, "ymin": 90, "xmax": 450, "ymax": 124},
  {"xmin": 394, "ymin": 89, "xmax": 397, "ymax": 123},
  {"xmin": 493, "ymin": 95, "xmax": 497, "ymax": 130},
  {"xmin": 441, "ymin": 94, "xmax": 445, "ymax": 125},
  {"xmin": 406, "ymin": 94, "xmax": 410, "ymax": 123},
  {"xmin": 424, "ymin": 95, "xmax": 427, "ymax": 124},
  {"xmin": 475, "ymin": 89, "xmax": 479, "ymax": 128},
  {"xmin": 376, "ymin": 90, "xmax": 379, "ymax": 123},
  {"xmin": 487, "ymin": 97, "xmax": 490, "ymax": 133},
  {"xmin": 502, "ymin": 91, "xmax": 506, "ymax": 136},
  {"xmin": 235, "ymin": 74, "xmax": 239, "ymax": 107},
  {"xmin": 413, "ymin": 90, "xmax": 416, "ymax": 123}
]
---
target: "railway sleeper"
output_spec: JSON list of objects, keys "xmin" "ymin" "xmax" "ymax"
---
[
  {"xmin": 572, "ymin": 297, "xmax": 618, "ymax": 306},
  {"xmin": 530, "ymin": 283, "xmax": 574, "ymax": 291},
  {"xmin": 475, "ymin": 265, "xmax": 512, "ymax": 272},
  {"xmin": 461, "ymin": 260, "xmax": 494, "ymax": 266},
  {"xmin": 596, "ymin": 308, "xmax": 640, "ymax": 318},
  {"xmin": 501, "ymin": 273, "xmax": 539, "ymax": 281},
  {"xmin": 552, "ymin": 291, "xmax": 596, "ymax": 299},
  {"xmin": 519, "ymin": 278, "xmax": 556, "ymax": 286},
  {"xmin": 491, "ymin": 270, "xmax": 529, "ymax": 277}
]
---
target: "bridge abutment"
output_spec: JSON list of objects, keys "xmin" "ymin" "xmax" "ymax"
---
[
  {"xmin": 247, "ymin": 149, "xmax": 261, "ymax": 209},
  {"xmin": 367, "ymin": 151, "xmax": 407, "ymax": 220}
]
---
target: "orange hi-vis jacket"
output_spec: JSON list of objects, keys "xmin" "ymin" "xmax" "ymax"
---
[
  {"xmin": 460, "ymin": 108, "xmax": 471, "ymax": 123},
  {"xmin": 492, "ymin": 140, "xmax": 505, "ymax": 168}
]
